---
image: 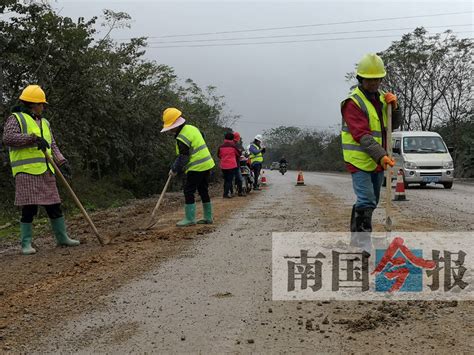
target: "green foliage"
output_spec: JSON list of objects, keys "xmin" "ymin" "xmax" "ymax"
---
[
  {"xmin": 0, "ymin": 3, "xmax": 234, "ymax": 216},
  {"xmin": 263, "ymin": 126, "xmax": 345, "ymax": 172},
  {"xmin": 59, "ymin": 174, "xmax": 136, "ymax": 212},
  {"xmin": 434, "ymin": 118, "xmax": 474, "ymax": 178},
  {"xmin": 381, "ymin": 28, "xmax": 472, "ymax": 177},
  {"xmin": 380, "ymin": 28, "xmax": 472, "ymax": 132}
]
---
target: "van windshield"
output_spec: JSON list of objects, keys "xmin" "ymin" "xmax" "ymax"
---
[{"xmin": 403, "ymin": 136, "xmax": 447, "ymax": 153}]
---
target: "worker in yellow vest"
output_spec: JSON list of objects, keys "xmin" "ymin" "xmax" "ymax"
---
[
  {"xmin": 161, "ymin": 108, "xmax": 215, "ymax": 226},
  {"xmin": 2, "ymin": 85, "xmax": 79, "ymax": 255},
  {"xmin": 341, "ymin": 53, "xmax": 401, "ymax": 252},
  {"xmin": 249, "ymin": 134, "xmax": 265, "ymax": 190}
]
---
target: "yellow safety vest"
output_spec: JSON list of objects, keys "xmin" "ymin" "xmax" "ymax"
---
[
  {"xmin": 249, "ymin": 143, "xmax": 263, "ymax": 163},
  {"xmin": 8, "ymin": 112, "xmax": 54, "ymax": 177},
  {"xmin": 341, "ymin": 87, "xmax": 388, "ymax": 172},
  {"xmin": 175, "ymin": 124, "xmax": 215, "ymax": 173}
]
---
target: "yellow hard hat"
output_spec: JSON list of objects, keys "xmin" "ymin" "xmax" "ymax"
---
[
  {"xmin": 161, "ymin": 107, "xmax": 185, "ymax": 132},
  {"xmin": 19, "ymin": 85, "xmax": 48, "ymax": 104},
  {"xmin": 356, "ymin": 53, "xmax": 386, "ymax": 79}
]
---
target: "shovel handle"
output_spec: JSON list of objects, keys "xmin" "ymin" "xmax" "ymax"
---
[
  {"xmin": 44, "ymin": 151, "xmax": 105, "ymax": 246},
  {"xmin": 149, "ymin": 173, "xmax": 173, "ymax": 222},
  {"xmin": 385, "ymin": 104, "xmax": 393, "ymax": 231}
]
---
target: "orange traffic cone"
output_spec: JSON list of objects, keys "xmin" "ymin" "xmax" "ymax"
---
[
  {"xmin": 260, "ymin": 170, "xmax": 267, "ymax": 186},
  {"xmin": 393, "ymin": 169, "xmax": 408, "ymax": 201},
  {"xmin": 296, "ymin": 171, "xmax": 305, "ymax": 186}
]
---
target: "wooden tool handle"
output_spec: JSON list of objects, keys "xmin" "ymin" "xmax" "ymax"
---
[
  {"xmin": 385, "ymin": 104, "xmax": 393, "ymax": 231},
  {"xmin": 44, "ymin": 151, "xmax": 105, "ymax": 245},
  {"xmin": 150, "ymin": 173, "xmax": 173, "ymax": 220}
]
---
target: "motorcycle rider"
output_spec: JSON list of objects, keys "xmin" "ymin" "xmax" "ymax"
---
[{"xmin": 279, "ymin": 156, "xmax": 288, "ymax": 174}]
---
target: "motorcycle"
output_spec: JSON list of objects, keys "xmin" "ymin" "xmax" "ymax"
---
[
  {"xmin": 239, "ymin": 165, "xmax": 254, "ymax": 194},
  {"xmin": 279, "ymin": 163, "xmax": 287, "ymax": 175}
]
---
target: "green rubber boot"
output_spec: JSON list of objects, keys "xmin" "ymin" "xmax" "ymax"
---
[
  {"xmin": 176, "ymin": 204, "xmax": 196, "ymax": 227},
  {"xmin": 20, "ymin": 222, "xmax": 36, "ymax": 255},
  {"xmin": 197, "ymin": 202, "xmax": 213, "ymax": 224},
  {"xmin": 50, "ymin": 216, "xmax": 80, "ymax": 247}
]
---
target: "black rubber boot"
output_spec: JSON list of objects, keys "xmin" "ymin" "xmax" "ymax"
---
[
  {"xmin": 352, "ymin": 208, "xmax": 374, "ymax": 252},
  {"xmin": 349, "ymin": 205, "xmax": 358, "ymax": 247},
  {"xmin": 350, "ymin": 205, "xmax": 357, "ymax": 233},
  {"xmin": 355, "ymin": 208, "xmax": 373, "ymax": 233}
]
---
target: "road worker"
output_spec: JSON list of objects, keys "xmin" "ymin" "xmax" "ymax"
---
[
  {"xmin": 2, "ymin": 85, "xmax": 79, "ymax": 255},
  {"xmin": 248, "ymin": 134, "xmax": 265, "ymax": 190},
  {"xmin": 341, "ymin": 53, "xmax": 401, "ymax": 252},
  {"xmin": 161, "ymin": 108, "xmax": 215, "ymax": 226}
]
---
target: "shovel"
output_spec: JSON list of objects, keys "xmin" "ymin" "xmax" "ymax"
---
[
  {"xmin": 143, "ymin": 173, "xmax": 173, "ymax": 230},
  {"xmin": 43, "ymin": 151, "xmax": 105, "ymax": 246},
  {"xmin": 384, "ymin": 104, "xmax": 393, "ymax": 237}
]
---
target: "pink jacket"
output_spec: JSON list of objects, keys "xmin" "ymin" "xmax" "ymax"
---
[{"xmin": 218, "ymin": 139, "xmax": 240, "ymax": 170}]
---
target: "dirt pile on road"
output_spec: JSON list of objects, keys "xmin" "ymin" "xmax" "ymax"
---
[{"xmin": 0, "ymin": 185, "xmax": 254, "ymax": 351}]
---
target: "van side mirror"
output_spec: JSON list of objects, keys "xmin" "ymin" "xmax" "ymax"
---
[
  {"xmin": 393, "ymin": 147, "xmax": 401, "ymax": 154},
  {"xmin": 448, "ymin": 147, "xmax": 454, "ymax": 153}
]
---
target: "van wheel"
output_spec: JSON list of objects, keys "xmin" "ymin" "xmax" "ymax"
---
[
  {"xmin": 443, "ymin": 182, "xmax": 453, "ymax": 189},
  {"xmin": 420, "ymin": 182, "xmax": 427, "ymax": 188},
  {"xmin": 404, "ymin": 182, "xmax": 409, "ymax": 189}
]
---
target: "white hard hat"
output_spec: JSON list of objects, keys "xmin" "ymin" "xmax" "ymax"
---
[{"xmin": 254, "ymin": 134, "xmax": 263, "ymax": 141}]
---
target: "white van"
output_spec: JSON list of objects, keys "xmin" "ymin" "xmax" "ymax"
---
[{"xmin": 391, "ymin": 131, "xmax": 454, "ymax": 189}]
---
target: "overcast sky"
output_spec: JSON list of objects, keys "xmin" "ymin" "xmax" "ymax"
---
[{"xmin": 54, "ymin": 0, "xmax": 472, "ymax": 143}]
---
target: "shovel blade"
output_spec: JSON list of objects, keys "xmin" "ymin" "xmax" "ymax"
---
[
  {"xmin": 384, "ymin": 216, "xmax": 393, "ymax": 232},
  {"xmin": 142, "ymin": 220, "xmax": 157, "ymax": 230}
]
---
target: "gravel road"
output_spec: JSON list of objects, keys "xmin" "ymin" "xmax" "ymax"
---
[
  {"xmin": 28, "ymin": 171, "xmax": 474, "ymax": 353},
  {"xmin": 302, "ymin": 172, "xmax": 474, "ymax": 231}
]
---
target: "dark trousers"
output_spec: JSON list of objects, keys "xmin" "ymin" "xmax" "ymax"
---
[
  {"xmin": 230, "ymin": 167, "xmax": 244, "ymax": 195},
  {"xmin": 222, "ymin": 168, "xmax": 241, "ymax": 196},
  {"xmin": 184, "ymin": 170, "xmax": 211, "ymax": 205},
  {"xmin": 21, "ymin": 204, "xmax": 63, "ymax": 223},
  {"xmin": 252, "ymin": 163, "xmax": 262, "ymax": 187}
]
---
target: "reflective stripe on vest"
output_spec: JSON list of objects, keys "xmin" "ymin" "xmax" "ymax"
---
[
  {"xmin": 340, "ymin": 87, "xmax": 387, "ymax": 172},
  {"xmin": 342, "ymin": 125, "xmax": 382, "ymax": 138},
  {"xmin": 249, "ymin": 143, "xmax": 263, "ymax": 163},
  {"xmin": 175, "ymin": 124, "xmax": 215, "ymax": 173},
  {"xmin": 8, "ymin": 112, "xmax": 54, "ymax": 177}
]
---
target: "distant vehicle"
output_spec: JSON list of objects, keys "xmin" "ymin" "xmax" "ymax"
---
[
  {"xmin": 270, "ymin": 162, "xmax": 280, "ymax": 170},
  {"xmin": 388, "ymin": 131, "xmax": 454, "ymax": 189}
]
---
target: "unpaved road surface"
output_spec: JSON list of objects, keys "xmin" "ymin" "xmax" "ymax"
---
[{"xmin": 1, "ymin": 171, "xmax": 473, "ymax": 353}]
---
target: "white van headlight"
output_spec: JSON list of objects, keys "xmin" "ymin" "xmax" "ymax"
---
[
  {"xmin": 443, "ymin": 161, "xmax": 454, "ymax": 169},
  {"xmin": 404, "ymin": 161, "xmax": 418, "ymax": 169}
]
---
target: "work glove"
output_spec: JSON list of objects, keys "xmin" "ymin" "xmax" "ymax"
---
[
  {"xmin": 59, "ymin": 162, "xmax": 72, "ymax": 180},
  {"xmin": 261, "ymin": 148, "xmax": 266, "ymax": 154},
  {"xmin": 169, "ymin": 169, "xmax": 177, "ymax": 177},
  {"xmin": 171, "ymin": 161, "xmax": 182, "ymax": 175},
  {"xmin": 384, "ymin": 92, "xmax": 398, "ymax": 109},
  {"xmin": 380, "ymin": 156, "xmax": 396, "ymax": 170},
  {"xmin": 33, "ymin": 136, "xmax": 50, "ymax": 151}
]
